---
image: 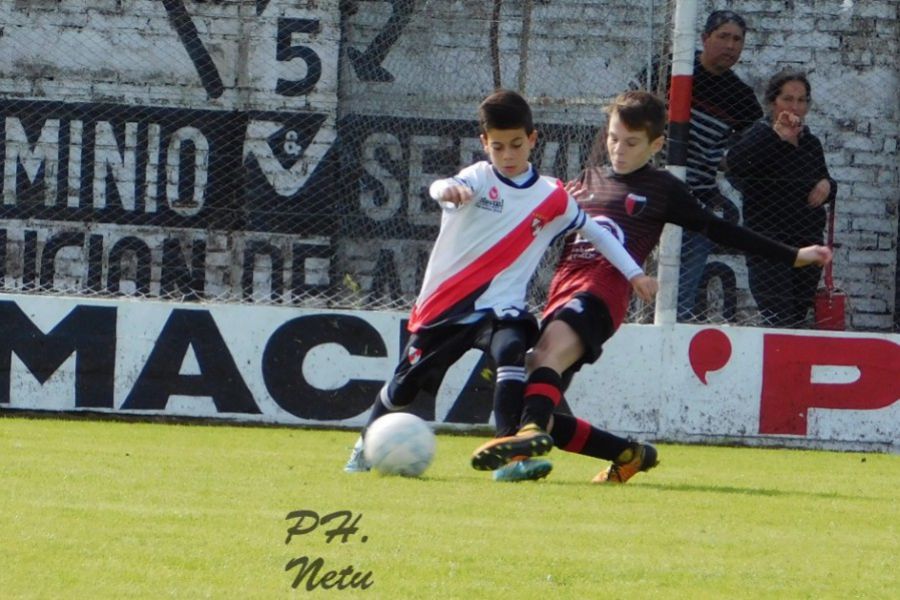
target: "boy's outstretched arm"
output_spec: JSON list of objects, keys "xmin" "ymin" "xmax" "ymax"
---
[
  {"xmin": 430, "ymin": 181, "xmax": 473, "ymax": 206},
  {"xmin": 794, "ymin": 245, "xmax": 833, "ymax": 267},
  {"xmin": 577, "ymin": 220, "xmax": 658, "ymax": 302}
]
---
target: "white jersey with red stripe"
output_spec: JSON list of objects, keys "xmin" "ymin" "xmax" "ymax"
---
[{"xmin": 408, "ymin": 161, "xmax": 587, "ymax": 332}]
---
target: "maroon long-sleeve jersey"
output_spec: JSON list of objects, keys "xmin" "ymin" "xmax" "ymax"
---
[{"xmin": 544, "ymin": 164, "xmax": 796, "ymax": 329}]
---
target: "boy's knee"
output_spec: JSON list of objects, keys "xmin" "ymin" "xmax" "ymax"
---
[
  {"xmin": 526, "ymin": 345, "xmax": 551, "ymax": 371},
  {"xmin": 493, "ymin": 338, "xmax": 527, "ymax": 367},
  {"xmin": 384, "ymin": 380, "xmax": 416, "ymax": 409}
]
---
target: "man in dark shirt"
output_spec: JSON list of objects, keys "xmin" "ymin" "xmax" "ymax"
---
[{"xmin": 632, "ymin": 11, "xmax": 763, "ymax": 321}]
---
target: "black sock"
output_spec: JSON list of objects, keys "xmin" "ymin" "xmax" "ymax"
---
[
  {"xmin": 493, "ymin": 365, "xmax": 525, "ymax": 437},
  {"xmin": 521, "ymin": 367, "xmax": 562, "ymax": 431},
  {"xmin": 550, "ymin": 413, "xmax": 631, "ymax": 461},
  {"xmin": 363, "ymin": 386, "xmax": 394, "ymax": 434}
]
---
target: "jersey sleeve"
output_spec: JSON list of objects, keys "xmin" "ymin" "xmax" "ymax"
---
[
  {"xmin": 575, "ymin": 208, "xmax": 645, "ymax": 280},
  {"xmin": 663, "ymin": 176, "xmax": 796, "ymax": 264},
  {"xmin": 660, "ymin": 176, "xmax": 714, "ymax": 228},
  {"xmin": 429, "ymin": 162, "xmax": 489, "ymax": 210}
]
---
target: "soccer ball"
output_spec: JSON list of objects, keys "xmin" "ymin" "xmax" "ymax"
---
[{"xmin": 364, "ymin": 413, "xmax": 436, "ymax": 477}]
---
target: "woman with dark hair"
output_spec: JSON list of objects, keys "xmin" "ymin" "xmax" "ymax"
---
[{"xmin": 726, "ymin": 70, "xmax": 837, "ymax": 328}]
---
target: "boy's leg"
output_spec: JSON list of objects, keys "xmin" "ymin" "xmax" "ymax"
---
[
  {"xmin": 344, "ymin": 323, "xmax": 477, "ymax": 472},
  {"xmin": 344, "ymin": 382, "xmax": 401, "ymax": 473},
  {"xmin": 549, "ymin": 413, "xmax": 659, "ymax": 484},
  {"xmin": 522, "ymin": 319, "xmax": 585, "ymax": 430},
  {"xmin": 470, "ymin": 319, "xmax": 586, "ymax": 470},
  {"xmin": 464, "ymin": 321, "xmax": 581, "ymax": 471},
  {"xmin": 477, "ymin": 318, "xmax": 554, "ymax": 480},
  {"xmin": 471, "ymin": 294, "xmax": 615, "ymax": 471},
  {"xmin": 488, "ymin": 320, "xmax": 532, "ymax": 437}
]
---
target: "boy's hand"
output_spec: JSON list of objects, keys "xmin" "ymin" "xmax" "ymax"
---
[
  {"xmin": 441, "ymin": 185, "xmax": 474, "ymax": 206},
  {"xmin": 564, "ymin": 180, "xmax": 592, "ymax": 202},
  {"xmin": 794, "ymin": 245, "xmax": 832, "ymax": 267},
  {"xmin": 630, "ymin": 274, "xmax": 658, "ymax": 302}
]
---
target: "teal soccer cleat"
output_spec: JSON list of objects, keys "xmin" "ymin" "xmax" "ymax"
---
[
  {"xmin": 343, "ymin": 437, "xmax": 371, "ymax": 473},
  {"xmin": 492, "ymin": 458, "xmax": 553, "ymax": 482}
]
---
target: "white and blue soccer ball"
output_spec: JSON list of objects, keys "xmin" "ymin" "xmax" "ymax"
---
[{"xmin": 364, "ymin": 413, "xmax": 436, "ymax": 477}]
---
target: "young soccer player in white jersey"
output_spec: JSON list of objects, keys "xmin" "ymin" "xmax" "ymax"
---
[
  {"xmin": 471, "ymin": 91, "xmax": 832, "ymax": 483},
  {"xmin": 345, "ymin": 89, "xmax": 658, "ymax": 476}
]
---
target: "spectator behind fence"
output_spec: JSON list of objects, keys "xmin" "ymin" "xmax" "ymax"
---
[
  {"xmin": 631, "ymin": 11, "xmax": 762, "ymax": 321},
  {"xmin": 675, "ymin": 10, "xmax": 763, "ymax": 321},
  {"xmin": 725, "ymin": 70, "xmax": 836, "ymax": 328}
]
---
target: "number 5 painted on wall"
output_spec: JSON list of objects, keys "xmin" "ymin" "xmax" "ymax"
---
[{"xmin": 276, "ymin": 18, "xmax": 323, "ymax": 96}]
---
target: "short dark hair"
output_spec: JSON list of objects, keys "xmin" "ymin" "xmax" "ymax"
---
[
  {"xmin": 603, "ymin": 90, "xmax": 667, "ymax": 141},
  {"xmin": 703, "ymin": 10, "xmax": 747, "ymax": 35},
  {"xmin": 478, "ymin": 89, "xmax": 534, "ymax": 134},
  {"xmin": 764, "ymin": 69, "xmax": 811, "ymax": 104}
]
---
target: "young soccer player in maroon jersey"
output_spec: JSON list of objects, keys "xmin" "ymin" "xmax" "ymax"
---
[{"xmin": 471, "ymin": 90, "xmax": 832, "ymax": 483}]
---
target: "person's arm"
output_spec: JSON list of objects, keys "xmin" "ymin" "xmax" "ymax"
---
[
  {"xmin": 575, "ymin": 217, "xmax": 658, "ymax": 302},
  {"xmin": 804, "ymin": 133, "xmax": 838, "ymax": 208},
  {"xmin": 576, "ymin": 218, "xmax": 642, "ymax": 279},
  {"xmin": 665, "ymin": 177, "xmax": 829, "ymax": 267},
  {"xmin": 429, "ymin": 177, "xmax": 473, "ymax": 208},
  {"xmin": 428, "ymin": 163, "xmax": 485, "ymax": 208},
  {"xmin": 564, "ymin": 177, "xmax": 644, "ymax": 280}
]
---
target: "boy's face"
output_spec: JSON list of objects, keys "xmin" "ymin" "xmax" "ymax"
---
[
  {"xmin": 481, "ymin": 127, "xmax": 537, "ymax": 178},
  {"xmin": 606, "ymin": 113, "xmax": 664, "ymax": 175}
]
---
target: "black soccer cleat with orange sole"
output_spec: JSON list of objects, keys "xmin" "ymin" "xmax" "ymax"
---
[{"xmin": 471, "ymin": 424, "xmax": 554, "ymax": 471}]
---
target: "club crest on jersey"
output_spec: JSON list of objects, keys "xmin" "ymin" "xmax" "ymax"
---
[
  {"xmin": 531, "ymin": 213, "xmax": 546, "ymax": 236},
  {"xmin": 407, "ymin": 346, "xmax": 422, "ymax": 365},
  {"xmin": 625, "ymin": 193, "xmax": 647, "ymax": 216},
  {"xmin": 476, "ymin": 186, "xmax": 504, "ymax": 213}
]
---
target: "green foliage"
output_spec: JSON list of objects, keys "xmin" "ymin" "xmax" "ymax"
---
[{"xmin": 1, "ymin": 415, "xmax": 897, "ymax": 599}]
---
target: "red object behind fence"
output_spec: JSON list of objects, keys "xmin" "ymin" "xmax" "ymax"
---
[{"xmin": 815, "ymin": 199, "xmax": 846, "ymax": 330}]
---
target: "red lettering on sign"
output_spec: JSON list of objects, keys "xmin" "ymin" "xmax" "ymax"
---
[{"xmin": 759, "ymin": 335, "xmax": 900, "ymax": 435}]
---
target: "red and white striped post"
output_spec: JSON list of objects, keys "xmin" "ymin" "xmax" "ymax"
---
[{"xmin": 654, "ymin": 0, "xmax": 697, "ymax": 325}]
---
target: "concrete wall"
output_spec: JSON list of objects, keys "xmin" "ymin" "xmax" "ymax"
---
[{"xmin": 0, "ymin": 0, "xmax": 897, "ymax": 329}]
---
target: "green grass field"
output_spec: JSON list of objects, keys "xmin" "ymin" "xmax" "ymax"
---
[{"xmin": 1, "ymin": 414, "xmax": 897, "ymax": 599}]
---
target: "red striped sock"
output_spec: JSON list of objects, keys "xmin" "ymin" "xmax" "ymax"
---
[{"xmin": 521, "ymin": 367, "xmax": 561, "ymax": 430}]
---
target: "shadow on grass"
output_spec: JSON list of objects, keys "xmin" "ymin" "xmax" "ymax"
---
[
  {"xmin": 358, "ymin": 473, "xmax": 883, "ymax": 503},
  {"xmin": 639, "ymin": 481, "xmax": 875, "ymax": 501},
  {"xmin": 533, "ymin": 479, "xmax": 880, "ymax": 502}
]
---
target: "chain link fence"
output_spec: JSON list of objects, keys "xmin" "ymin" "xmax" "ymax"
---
[{"xmin": 1, "ymin": 0, "xmax": 897, "ymax": 330}]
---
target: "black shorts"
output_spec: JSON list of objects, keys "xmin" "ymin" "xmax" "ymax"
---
[
  {"xmin": 542, "ymin": 292, "xmax": 614, "ymax": 372},
  {"xmin": 387, "ymin": 311, "xmax": 539, "ymax": 408}
]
